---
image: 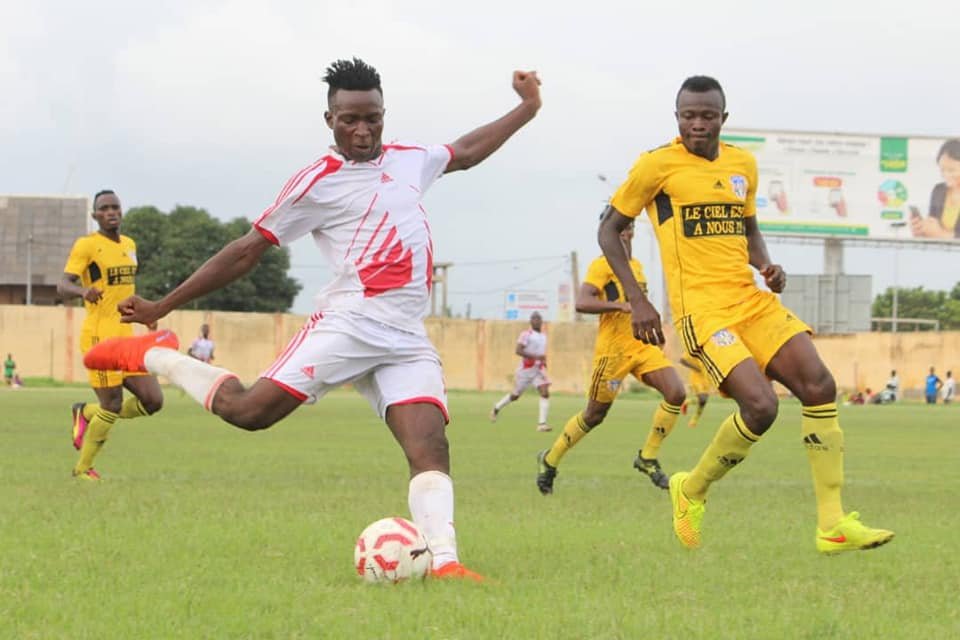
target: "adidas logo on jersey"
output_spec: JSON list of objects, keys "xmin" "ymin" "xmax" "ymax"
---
[
  {"xmin": 713, "ymin": 180, "xmax": 724, "ymax": 189},
  {"xmin": 380, "ymin": 173, "xmax": 394, "ymax": 183},
  {"xmin": 301, "ymin": 365, "xmax": 315, "ymax": 379}
]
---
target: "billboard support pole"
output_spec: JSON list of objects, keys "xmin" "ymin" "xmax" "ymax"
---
[{"xmin": 823, "ymin": 238, "xmax": 844, "ymax": 275}]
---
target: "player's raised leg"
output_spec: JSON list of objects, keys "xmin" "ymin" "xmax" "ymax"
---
[
  {"xmin": 671, "ymin": 356, "xmax": 777, "ymax": 549},
  {"xmin": 765, "ymin": 333, "xmax": 894, "ymax": 553},
  {"xmin": 490, "ymin": 391, "xmax": 520, "ymax": 423},
  {"xmin": 84, "ymin": 330, "xmax": 302, "ymax": 430},
  {"xmin": 634, "ymin": 366, "xmax": 685, "ymax": 489},
  {"xmin": 537, "ymin": 398, "xmax": 611, "ymax": 495}
]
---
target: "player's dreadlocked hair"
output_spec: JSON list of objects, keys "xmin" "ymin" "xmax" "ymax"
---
[
  {"xmin": 676, "ymin": 75, "xmax": 726, "ymax": 111},
  {"xmin": 92, "ymin": 189, "xmax": 116, "ymax": 210},
  {"xmin": 323, "ymin": 57, "xmax": 382, "ymax": 101}
]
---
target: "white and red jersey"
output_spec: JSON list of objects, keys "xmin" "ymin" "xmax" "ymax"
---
[
  {"xmin": 254, "ymin": 142, "xmax": 453, "ymax": 335},
  {"xmin": 517, "ymin": 329, "xmax": 547, "ymax": 369}
]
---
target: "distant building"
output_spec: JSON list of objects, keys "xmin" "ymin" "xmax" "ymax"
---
[{"xmin": 0, "ymin": 195, "xmax": 89, "ymax": 305}]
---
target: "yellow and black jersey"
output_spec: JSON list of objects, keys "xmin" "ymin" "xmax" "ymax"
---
[
  {"xmin": 610, "ymin": 137, "xmax": 758, "ymax": 320},
  {"xmin": 63, "ymin": 232, "xmax": 138, "ymax": 340},
  {"xmin": 583, "ymin": 255, "xmax": 647, "ymax": 353}
]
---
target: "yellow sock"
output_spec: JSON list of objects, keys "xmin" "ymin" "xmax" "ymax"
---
[
  {"xmin": 118, "ymin": 396, "xmax": 149, "ymax": 419},
  {"xmin": 545, "ymin": 412, "xmax": 592, "ymax": 467},
  {"xmin": 82, "ymin": 403, "xmax": 98, "ymax": 421},
  {"xmin": 684, "ymin": 412, "xmax": 758, "ymax": 501},
  {"xmin": 640, "ymin": 401, "xmax": 681, "ymax": 459},
  {"xmin": 74, "ymin": 408, "xmax": 118, "ymax": 473},
  {"xmin": 802, "ymin": 403, "xmax": 845, "ymax": 530}
]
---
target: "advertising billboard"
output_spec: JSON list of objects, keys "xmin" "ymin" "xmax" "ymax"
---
[{"xmin": 721, "ymin": 130, "xmax": 960, "ymax": 242}]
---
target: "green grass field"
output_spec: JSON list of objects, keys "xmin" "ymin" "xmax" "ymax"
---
[{"xmin": 2, "ymin": 387, "xmax": 957, "ymax": 639}]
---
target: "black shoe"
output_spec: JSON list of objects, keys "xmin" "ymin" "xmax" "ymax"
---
[
  {"xmin": 536, "ymin": 449, "xmax": 557, "ymax": 495},
  {"xmin": 633, "ymin": 455, "xmax": 669, "ymax": 489}
]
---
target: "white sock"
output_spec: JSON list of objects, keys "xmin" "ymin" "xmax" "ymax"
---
[
  {"xmin": 494, "ymin": 394, "xmax": 513, "ymax": 411},
  {"xmin": 408, "ymin": 470, "xmax": 458, "ymax": 569},
  {"xmin": 538, "ymin": 397, "xmax": 550, "ymax": 425},
  {"xmin": 144, "ymin": 347, "xmax": 237, "ymax": 411}
]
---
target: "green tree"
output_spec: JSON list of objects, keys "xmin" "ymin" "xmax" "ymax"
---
[
  {"xmin": 872, "ymin": 285, "xmax": 960, "ymax": 330},
  {"xmin": 123, "ymin": 205, "xmax": 301, "ymax": 312}
]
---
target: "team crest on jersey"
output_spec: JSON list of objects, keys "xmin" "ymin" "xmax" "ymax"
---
[
  {"xmin": 730, "ymin": 175, "xmax": 747, "ymax": 200},
  {"xmin": 711, "ymin": 329, "xmax": 737, "ymax": 347},
  {"xmin": 128, "ymin": 252, "xmax": 137, "ymax": 264}
]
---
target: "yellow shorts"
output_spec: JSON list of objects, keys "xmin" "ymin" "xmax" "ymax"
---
[
  {"xmin": 689, "ymin": 367, "xmax": 712, "ymax": 394},
  {"xmin": 587, "ymin": 344, "xmax": 673, "ymax": 404},
  {"xmin": 677, "ymin": 291, "xmax": 811, "ymax": 387},
  {"xmin": 81, "ymin": 332, "xmax": 149, "ymax": 389}
]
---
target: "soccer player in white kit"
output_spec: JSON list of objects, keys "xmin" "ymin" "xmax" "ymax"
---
[
  {"xmin": 490, "ymin": 312, "xmax": 552, "ymax": 431},
  {"xmin": 84, "ymin": 58, "xmax": 542, "ymax": 582}
]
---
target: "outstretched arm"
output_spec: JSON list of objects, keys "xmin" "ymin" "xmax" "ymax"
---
[
  {"xmin": 598, "ymin": 206, "xmax": 664, "ymax": 345},
  {"xmin": 119, "ymin": 229, "xmax": 273, "ymax": 326},
  {"xmin": 445, "ymin": 71, "xmax": 541, "ymax": 173},
  {"xmin": 745, "ymin": 217, "xmax": 786, "ymax": 293}
]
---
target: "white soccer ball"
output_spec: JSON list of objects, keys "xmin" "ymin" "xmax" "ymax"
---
[{"xmin": 354, "ymin": 517, "xmax": 432, "ymax": 583}]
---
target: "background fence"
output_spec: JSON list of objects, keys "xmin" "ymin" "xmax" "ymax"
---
[{"xmin": 1, "ymin": 305, "xmax": 956, "ymax": 396}]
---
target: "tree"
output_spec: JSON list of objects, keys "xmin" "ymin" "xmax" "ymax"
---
[
  {"xmin": 123, "ymin": 205, "xmax": 301, "ymax": 312},
  {"xmin": 872, "ymin": 285, "xmax": 960, "ymax": 330}
]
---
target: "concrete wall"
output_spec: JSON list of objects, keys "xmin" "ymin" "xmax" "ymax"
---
[{"xmin": 1, "ymin": 304, "xmax": 956, "ymax": 395}]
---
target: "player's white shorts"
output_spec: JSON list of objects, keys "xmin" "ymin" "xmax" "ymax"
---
[
  {"xmin": 262, "ymin": 312, "xmax": 448, "ymax": 422},
  {"xmin": 513, "ymin": 366, "xmax": 550, "ymax": 395}
]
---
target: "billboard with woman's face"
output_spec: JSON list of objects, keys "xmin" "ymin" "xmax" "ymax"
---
[{"xmin": 721, "ymin": 130, "xmax": 960, "ymax": 242}]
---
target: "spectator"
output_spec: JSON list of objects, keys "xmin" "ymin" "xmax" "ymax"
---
[
  {"xmin": 942, "ymin": 371, "xmax": 955, "ymax": 404},
  {"xmin": 925, "ymin": 367, "xmax": 943, "ymax": 404},
  {"xmin": 3, "ymin": 353, "xmax": 14, "ymax": 387},
  {"xmin": 188, "ymin": 324, "xmax": 215, "ymax": 363}
]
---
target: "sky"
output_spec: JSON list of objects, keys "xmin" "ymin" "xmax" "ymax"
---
[{"xmin": 2, "ymin": 0, "xmax": 958, "ymax": 318}]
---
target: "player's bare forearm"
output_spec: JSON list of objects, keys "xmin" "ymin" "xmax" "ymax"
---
[
  {"xmin": 447, "ymin": 102, "xmax": 539, "ymax": 171},
  {"xmin": 575, "ymin": 285, "xmax": 627, "ymax": 315},
  {"xmin": 745, "ymin": 217, "xmax": 772, "ymax": 270},
  {"xmin": 446, "ymin": 71, "xmax": 541, "ymax": 172},
  {"xmin": 154, "ymin": 230, "xmax": 271, "ymax": 317},
  {"xmin": 57, "ymin": 274, "xmax": 85, "ymax": 300},
  {"xmin": 597, "ymin": 208, "xmax": 646, "ymax": 303}
]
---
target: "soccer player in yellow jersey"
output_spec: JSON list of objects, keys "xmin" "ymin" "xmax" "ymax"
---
[
  {"xmin": 58, "ymin": 190, "xmax": 164, "ymax": 480},
  {"xmin": 678, "ymin": 356, "xmax": 711, "ymax": 427},
  {"xmin": 597, "ymin": 76, "xmax": 893, "ymax": 554},
  {"xmin": 536, "ymin": 219, "xmax": 685, "ymax": 494}
]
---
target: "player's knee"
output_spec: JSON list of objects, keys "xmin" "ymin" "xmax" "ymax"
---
[
  {"xmin": 800, "ymin": 369, "xmax": 837, "ymax": 405},
  {"xmin": 405, "ymin": 431, "xmax": 449, "ymax": 470},
  {"xmin": 663, "ymin": 385, "xmax": 686, "ymax": 407},
  {"xmin": 741, "ymin": 395, "xmax": 778, "ymax": 434},
  {"xmin": 698, "ymin": 393, "xmax": 709, "ymax": 405},
  {"xmin": 219, "ymin": 402, "xmax": 277, "ymax": 431},
  {"xmin": 141, "ymin": 395, "xmax": 163, "ymax": 415},
  {"xmin": 582, "ymin": 406, "xmax": 608, "ymax": 428},
  {"xmin": 100, "ymin": 398, "xmax": 123, "ymax": 413}
]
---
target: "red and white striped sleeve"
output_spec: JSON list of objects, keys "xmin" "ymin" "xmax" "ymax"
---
[{"xmin": 253, "ymin": 155, "xmax": 344, "ymax": 246}]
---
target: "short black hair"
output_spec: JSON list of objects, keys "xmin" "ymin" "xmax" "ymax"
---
[
  {"xmin": 92, "ymin": 189, "xmax": 115, "ymax": 210},
  {"xmin": 936, "ymin": 139, "xmax": 960, "ymax": 162},
  {"xmin": 323, "ymin": 57, "xmax": 382, "ymax": 101},
  {"xmin": 676, "ymin": 75, "xmax": 726, "ymax": 111}
]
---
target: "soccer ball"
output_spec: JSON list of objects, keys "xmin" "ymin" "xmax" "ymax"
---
[{"xmin": 354, "ymin": 517, "xmax": 432, "ymax": 583}]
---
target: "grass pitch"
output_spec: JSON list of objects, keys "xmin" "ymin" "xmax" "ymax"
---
[{"xmin": 1, "ymin": 387, "xmax": 957, "ymax": 639}]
